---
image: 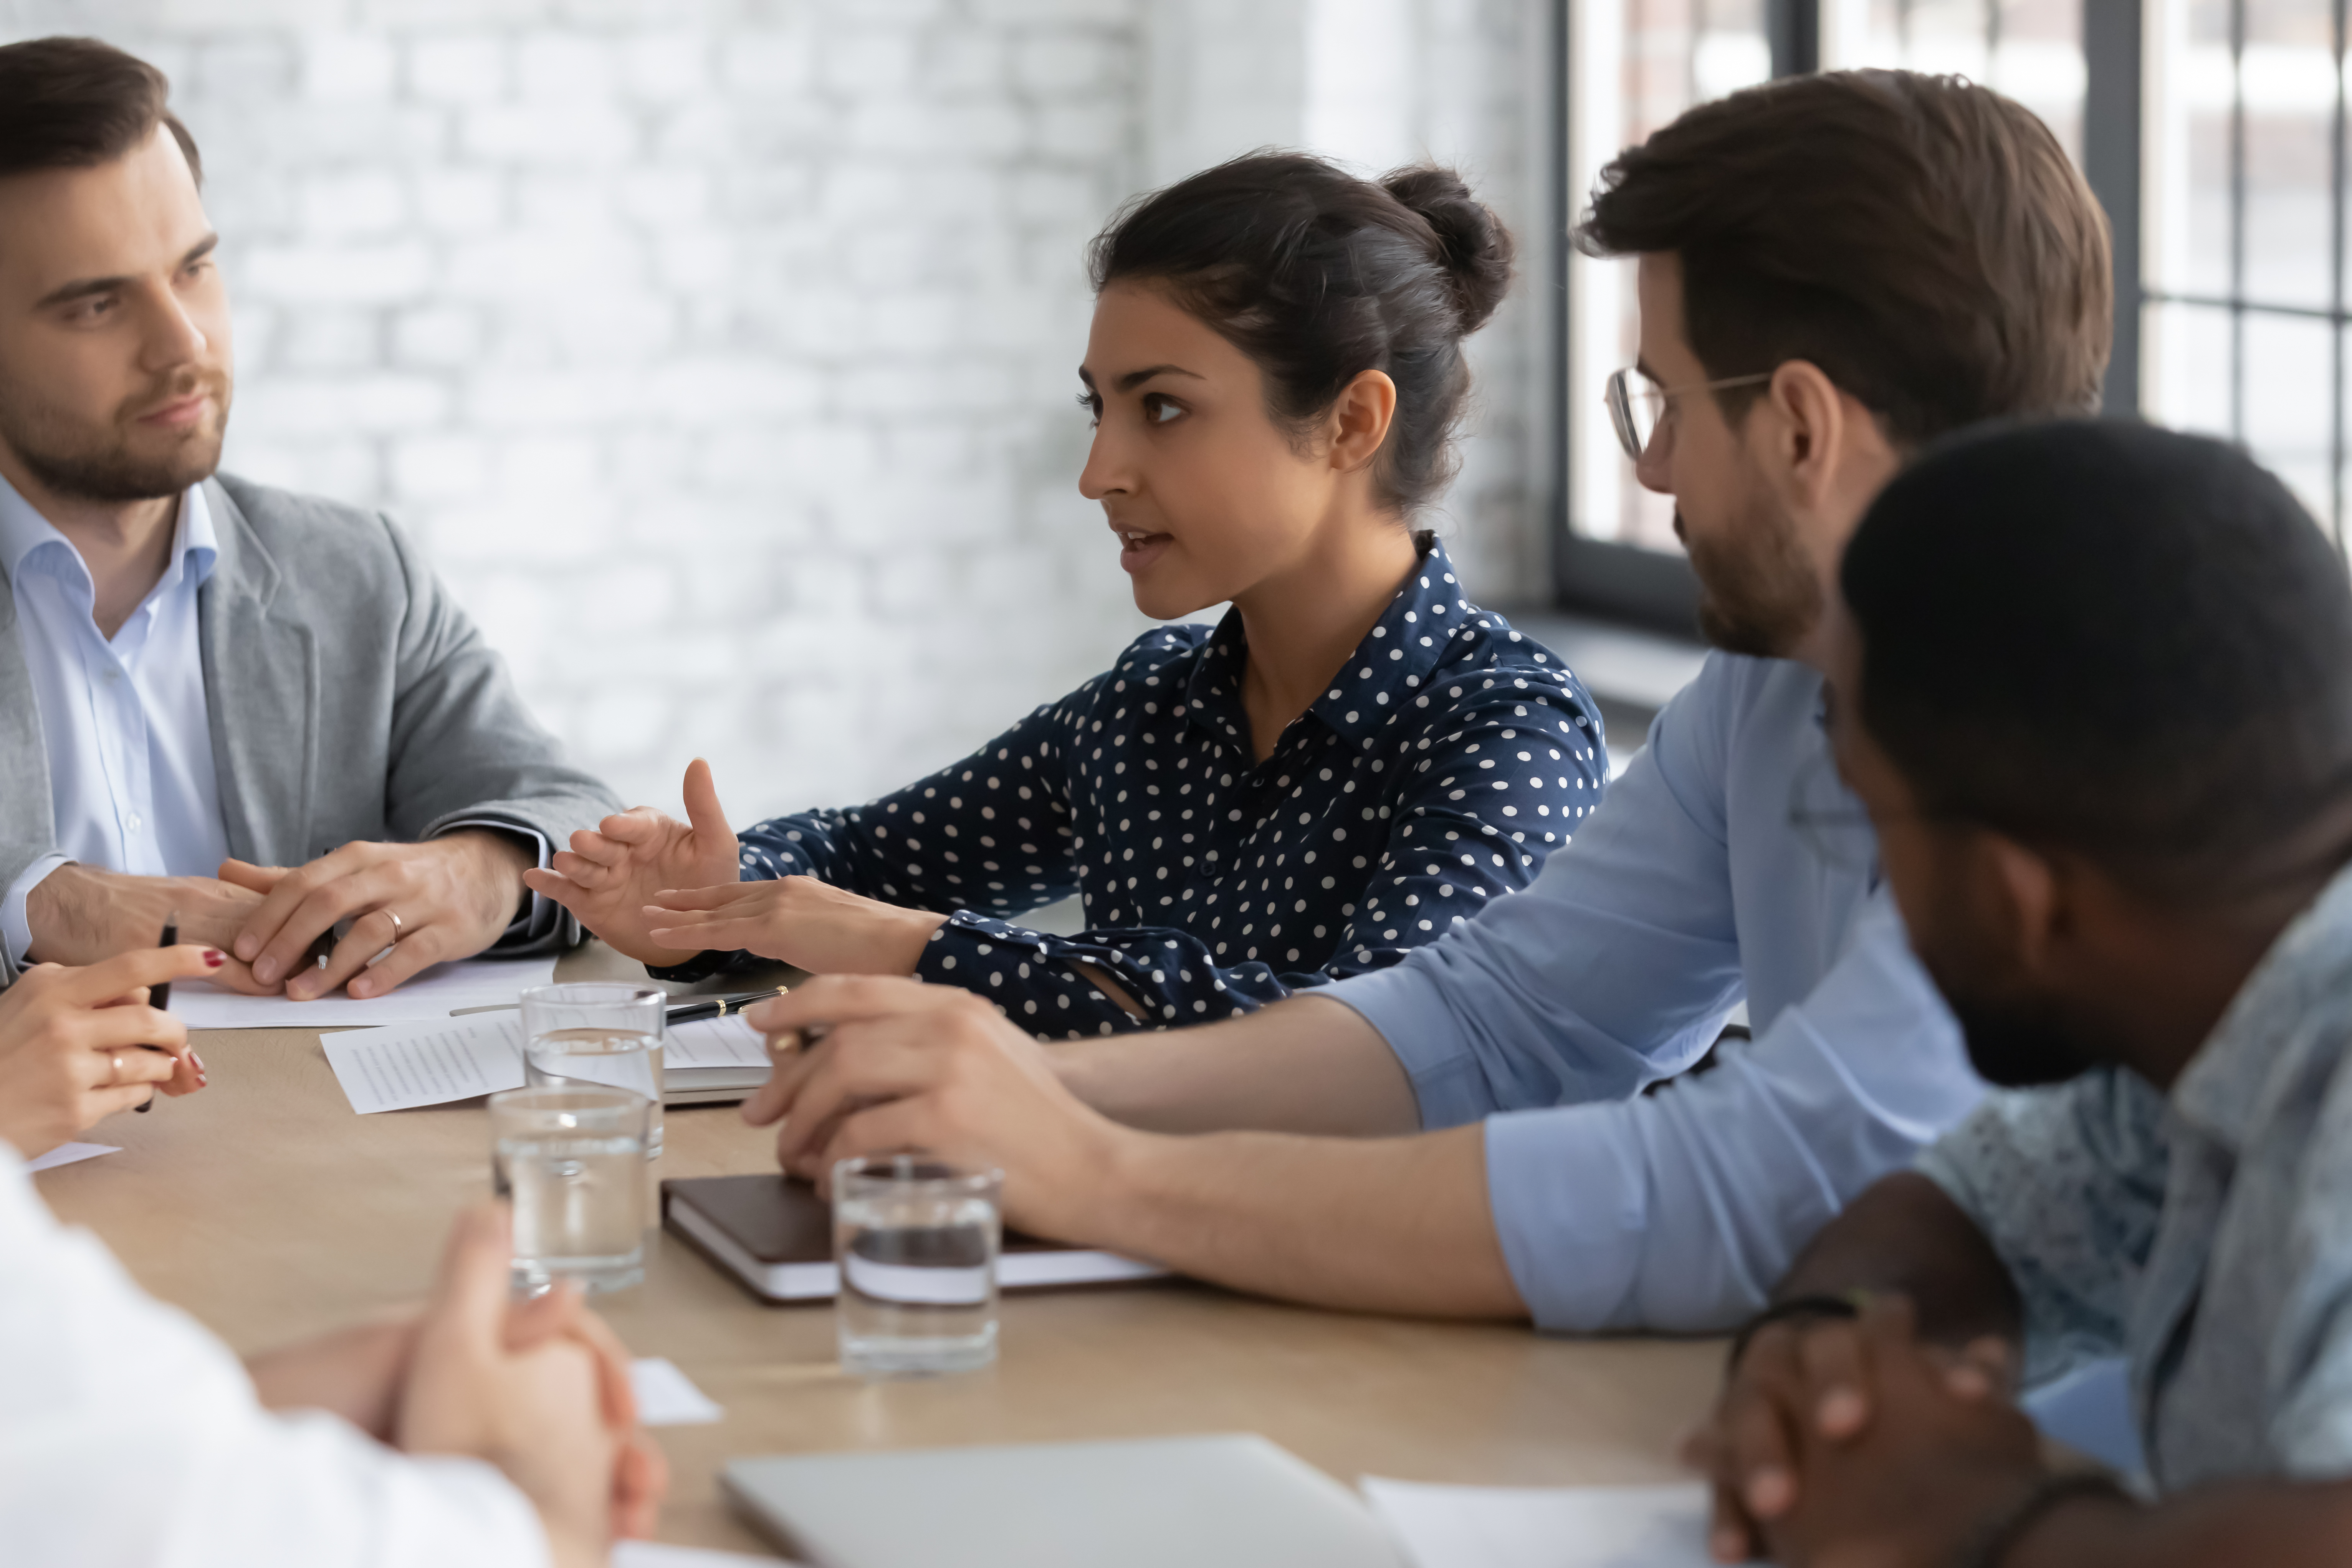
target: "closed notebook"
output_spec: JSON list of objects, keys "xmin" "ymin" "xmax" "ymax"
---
[
  {"xmin": 723, "ymin": 1434, "xmax": 1407, "ymax": 1568},
  {"xmin": 661, "ymin": 1173, "xmax": 1167, "ymax": 1303}
]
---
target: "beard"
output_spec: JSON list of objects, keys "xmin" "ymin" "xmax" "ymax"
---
[
  {"xmin": 1679, "ymin": 488, "xmax": 1822, "ymax": 659},
  {"xmin": 0, "ymin": 367, "xmax": 230, "ymax": 503},
  {"xmin": 1942, "ymin": 991, "xmax": 2107, "ymax": 1088}
]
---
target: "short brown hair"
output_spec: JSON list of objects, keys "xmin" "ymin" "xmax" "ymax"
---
[
  {"xmin": 0, "ymin": 36, "xmax": 202, "ymax": 186},
  {"xmin": 1576, "ymin": 70, "xmax": 2109, "ymax": 445}
]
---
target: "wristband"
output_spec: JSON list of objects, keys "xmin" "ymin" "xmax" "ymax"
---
[
  {"xmin": 1955, "ymin": 1472, "xmax": 2133, "ymax": 1568},
  {"xmin": 1727, "ymin": 1292, "xmax": 1865, "ymax": 1370}
]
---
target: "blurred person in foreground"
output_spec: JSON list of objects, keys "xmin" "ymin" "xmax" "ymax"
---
[
  {"xmin": 0, "ymin": 951, "xmax": 664, "ymax": 1564},
  {"xmin": 0, "ymin": 37, "xmax": 617, "ymax": 1010},
  {"xmin": 719, "ymin": 71, "xmax": 2113, "ymax": 1330},
  {"xmin": 1688, "ymin": 422, "xmax": 2352, "ymax": 1566}
]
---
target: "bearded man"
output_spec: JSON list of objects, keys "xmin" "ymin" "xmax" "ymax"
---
[{"xmin": 0, "ymin": 38, "xmax": 617, "ymax": 1001}]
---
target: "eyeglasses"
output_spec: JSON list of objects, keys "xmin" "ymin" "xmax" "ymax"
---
[{"xmin": 1605, "ymin": 367, "xmax": 1776, "ymax": 461}]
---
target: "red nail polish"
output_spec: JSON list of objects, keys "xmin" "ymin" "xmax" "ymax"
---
[{"xmin": 203, "ymin": 949, "xmax": 225, "ymax": 968}]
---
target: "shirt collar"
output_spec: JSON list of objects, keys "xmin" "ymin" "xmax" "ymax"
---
[
  {"xmin": 0, "ymin": 469, "xmax": 218, "ymax": 594},
  {"xmin": 2170, "ymin": 855, "xmax": 2352, "ymax": 1153},
  {"xmin": 1183, "ymin": 535, "xmax": 1471, "ymax": 751}
]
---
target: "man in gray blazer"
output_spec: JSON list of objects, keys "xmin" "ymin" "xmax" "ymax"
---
[{"xmin": 0, "ymin": 38, "xmax": 617, "ymax": 999}]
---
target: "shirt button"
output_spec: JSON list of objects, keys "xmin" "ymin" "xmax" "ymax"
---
[{"xmin": 124, "ymin": 813, "xmax": 143, "ymax": 834}]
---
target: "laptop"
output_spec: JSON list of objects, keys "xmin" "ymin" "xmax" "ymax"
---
[{"xmin": 722, "ymin": 1433, "xmax": 1407, "ymax": 1568}]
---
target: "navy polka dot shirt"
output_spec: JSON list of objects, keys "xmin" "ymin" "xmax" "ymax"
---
[{"xmin": 690, "ymin": 538, "xmax": 1605, "ymax": 1035}]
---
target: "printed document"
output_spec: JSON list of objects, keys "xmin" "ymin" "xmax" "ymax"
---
[{"xmin": 323, "ymin": 1012, "xmax": 770, "ymax": 1114}]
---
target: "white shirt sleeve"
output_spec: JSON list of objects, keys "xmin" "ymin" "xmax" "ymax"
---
[{"xmin": 0, "ymin": 1146, "xmax": 551, "ymax": 1568}]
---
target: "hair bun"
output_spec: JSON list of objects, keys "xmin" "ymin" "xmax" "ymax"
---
[{"xmin": 1384, "ymin": 164, "xmax": 1516, "ymax": 332}]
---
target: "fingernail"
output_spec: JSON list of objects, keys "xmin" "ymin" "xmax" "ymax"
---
[
  {"xmin": 1710, "ymin": 1527, "xmax": 1748, "ymax": 1562},
  {"xmin": 1746, "ymin": 1467, "xmax": 1792, "ymax": 1516},
  {"xmin": 253, "ymin": 957, "xmax": 278, "ymax": 984},
  {"xmin": 191, "ymin": 1051, "xmax": 206, "ymax": 1073},
  {"xmin": 203, "ymin": 949, "xmax": 225, "ymax": 968},
  {"xmin": 1817, "ymin": 1388, "xmax": 1866, "ymax": 1432},
  {"xmin": 234, "ymin": 936, "xmax": 258, "ymax": 961}
]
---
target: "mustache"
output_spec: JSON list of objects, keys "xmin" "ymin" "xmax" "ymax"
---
[{"xmin": 121, "ymin": 367, "xmax": 228, "ymax": 421}]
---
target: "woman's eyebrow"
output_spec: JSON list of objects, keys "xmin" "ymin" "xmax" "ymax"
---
[{"xmin": 1115, "ymin": 364, "xmax": 1205, "ymax": 392}]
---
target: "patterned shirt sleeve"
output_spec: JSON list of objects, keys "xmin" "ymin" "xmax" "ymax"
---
[
  {"xmin": 652, "ymin": 698, "xmax": 1083, "ymax": 981},
  {"xmin": 913, "ymin": 676, "xmax": 1603, "ymax": 1036},
  {"xmin": 1916, "ymin": 1068, "xmax": 2172, "ymax": 1386}
]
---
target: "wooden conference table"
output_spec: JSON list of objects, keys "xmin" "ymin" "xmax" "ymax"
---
[{"xmin": 35, "ymin": 943, "xmax": 1726, "ymax": 1555}]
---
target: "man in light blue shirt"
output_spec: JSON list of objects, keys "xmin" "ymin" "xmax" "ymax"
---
[{"xmin": 708, "ymin": 71, "xmax": 2120, "ymax": 1333}]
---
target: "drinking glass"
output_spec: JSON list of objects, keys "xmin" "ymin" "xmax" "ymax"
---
[
  {"xmin": 521, "ymin": 983, "xmax": 665, "ymax": 1158},
  {"xmin": 832, "ymin": 1156, "xmax": 1003, "ymax": 1378},
  {"xmin": 491, "ymin": 1085, "xmax": 648, "ymax": 1294}
]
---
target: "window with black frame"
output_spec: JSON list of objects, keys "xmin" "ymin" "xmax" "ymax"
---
[
  {"xmin": 1552, "ymin": 6, "xmax": 2211, "ymax": 630},
  {"xmin": 2144, "ymin": 0, "xmax": 2350, "ymax": 548}
]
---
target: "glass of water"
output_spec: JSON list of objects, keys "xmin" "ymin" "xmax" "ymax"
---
[
  {"xmin": 521, "ymin": 983, "xmax": 665, "ymax": 1159},
  {"xmin": 832, "ymin": 1156, "xmax": 1004, "ymax": 1378},
  {"xmin": 491, "ymin": 1085, "xmax": 648, "ymax": 1294}
]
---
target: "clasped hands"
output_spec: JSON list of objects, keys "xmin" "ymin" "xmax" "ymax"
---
[
  {"xmin": 1683, "ymin": 1295, "xmax": 2060, "ymax": 1566},
  {"xmin": 26, "ymin": 828, "xmax": 534, "ymax": 1001},
  {"xmin": 248, "ymin": 1201, "xmax": 666, "ymax": 1566},
  {"xmin": 524, "ymin": 759, "xmax": 948, "ymax": 977}
]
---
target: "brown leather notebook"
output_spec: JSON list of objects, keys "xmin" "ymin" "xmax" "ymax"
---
[{"xmin": 661, "ymin": 1173, "xmax": 1169, "ymax": 1305}]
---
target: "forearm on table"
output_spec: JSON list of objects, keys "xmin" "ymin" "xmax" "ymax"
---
[
  {"xmin": 1056, "ymin": 994, "xmax": 1420, "ymax": 1137},
  {"xmin": 23, "ymin": 863, "xmax": 145, "ymax": 963},
  {"xmin": 1774, "ymin": 1172, "xmax": 2023, "ymax": 1348},
  {"xmin": 1082, "ymin": 1120, "xmax": 1525, "ymax": 1318},
  {"xmin": 2010, "ymin": 1479, "xmax": 2352, "ymax": 1568}
]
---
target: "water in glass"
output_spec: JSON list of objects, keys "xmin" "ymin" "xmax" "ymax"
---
[
  {"xmin": 495, "ymin": 1088, "xmax": 647, "ymax": 1294},
  {"xmin": 834, "ymin": 1159, "xmax": 1002, "ymax": 1378},
  {"xmin": 524, "ymin": 1027, "xmax": 663, "ymax": 1158}
]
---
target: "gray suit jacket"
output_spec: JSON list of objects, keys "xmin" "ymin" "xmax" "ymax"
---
[{"xmin": 0, "ymin": 473, "xmax": 621, "ymax": 981}]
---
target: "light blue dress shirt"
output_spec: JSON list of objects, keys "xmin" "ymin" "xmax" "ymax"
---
[
  {"xmin": 0, "ymin": 475, "xmax": 229, "ymax": 963},
  {"xmin": 1325, "ymin": 650, "xmax": 1985, "ymax": 1332}
]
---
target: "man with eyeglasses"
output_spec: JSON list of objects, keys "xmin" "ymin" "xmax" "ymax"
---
[{"xmin": 720, "ymin": 70, "xmax": 2117, "ymax": 1335}]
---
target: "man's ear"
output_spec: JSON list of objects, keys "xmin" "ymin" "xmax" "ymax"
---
[
  {"xmin": 1977, "ymin": 832, "xmax": 2066, "ymax": 980},
  {"xmin": 1746, "ymin": 359, "xmax": 1848, "ymax": 513},
  {"xmin": 1325, "ymin": 368, "xmax": 1398, "ymax": 474}
]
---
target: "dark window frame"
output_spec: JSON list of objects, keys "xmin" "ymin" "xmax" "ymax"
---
[{"xmin": 1547, "ymin": 0, "xmax": 2149, "ymax": 633}]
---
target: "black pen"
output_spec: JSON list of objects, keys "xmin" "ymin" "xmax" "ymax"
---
[
  {"xmin": 137, "ymin": 912, "xmax": 179, "ymax": 1112},
  {"xmin": 661, "ymin": 988, "xmax": 786, "ymax": 1025}
]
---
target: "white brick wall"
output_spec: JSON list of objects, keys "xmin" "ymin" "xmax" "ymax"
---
[{"xmin": 3, "ymin": 0, "xmax": 1550, "ymax": 825}]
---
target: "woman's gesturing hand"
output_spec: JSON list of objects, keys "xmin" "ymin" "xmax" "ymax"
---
[
  {"xmin": 525, "ymin": 758, "xmax": 744, "ymax": 964},
  {"xmin": 644, "ymin": 876, "xmax": 949, "ymax": 977},
  {"xmin": 0, "ymin": 944, "xmax": 219, "ymax": 1158}
]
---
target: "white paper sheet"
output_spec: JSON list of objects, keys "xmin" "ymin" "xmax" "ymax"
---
[
  {"xmin": 322, "ymin": 1015, "xmax": 529, "ymax": 1113},
  {"xmin": 170, "ymin": 956, "xmax": 557, "ymax": 1029},
  {"xmin": 665, "ymin": 1015, "xmax": 771, "ymax": 1069},
  {"xmin": 632, "ymin": 1356, "xmax": 724, "ymax": 1425},
  {"xmin": 322, "ymin": 1011, "xmax": 772, "ymax": 1114},
  {"xmin": 1359, "ymin": 1479, "xmax": 1713, "ymax": 1568},
  {"xmin": 26, "ymin": 1142, "xmax": 120, "ymax": 1173},
  {"xmin": 613, "ymin": 1542, "xmax": 794, "ymax": 1566}
]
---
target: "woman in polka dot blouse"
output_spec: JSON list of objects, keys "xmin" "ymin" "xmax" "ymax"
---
[{"xmin": 528, "ymin": 154, "xmax": 1606, "ymax": 1038}]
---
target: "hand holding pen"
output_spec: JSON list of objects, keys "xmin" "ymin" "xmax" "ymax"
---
[{"xmin": 0, "ymin": 943, "xmax": 218, "ymax": 1157}]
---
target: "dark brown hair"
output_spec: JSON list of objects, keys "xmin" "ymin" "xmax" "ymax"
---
[
  {"xmin": 0, "ymin": 36, "xmax": 202, "ymax": 185},
  {"xmin": 1577, "ymin": 70, "xmax": 2109, "ymax": 444},
  {"xmin": 1089, "ymin": 151, "xmax": 1515, "ymax": 515}
]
